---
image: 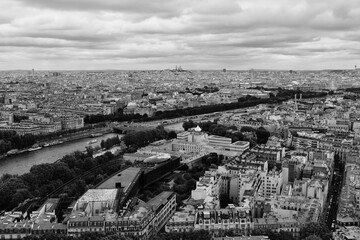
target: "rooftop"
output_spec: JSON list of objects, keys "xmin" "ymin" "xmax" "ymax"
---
[
  {"xmin": 232, "ymin": 140, "xmax": 250, "ymax": 146},
  {"xmin": 334, "ymin": 226, "xmax": 360, "ymax": 240},
  {"xmin": 78, "ymin": 189, "xmax": 118, "ymax": 202},
  {"xmin": 145, "ymin": 191, "xmax": 174, "ymax": 211},
  {"xmin": 97, "ymin": 167, "xmax": 141, "ymax": 192}
]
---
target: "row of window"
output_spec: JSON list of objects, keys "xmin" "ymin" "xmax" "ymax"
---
[{"xmin": 198, "ymin": 219, "xmax": 249, "ymax": 224}]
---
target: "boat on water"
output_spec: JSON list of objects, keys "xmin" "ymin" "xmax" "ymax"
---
[
  {"xmin": 28, "ymin": 146, "xmax": 42, "ymax": 152},
  {"xmin": 90, "ymin": 133, "xmax": 103, "ymax": 138},
  {"xmin": 44, "ymin": 140, "xmax": 64, "ymax": 147},
  {"xmin": 6, "ymin": 149, "xmax": 19, "ymax": 155},
  {"xmin": 88, "ymin": 139, "xmax": 98, "ymax": 144}
]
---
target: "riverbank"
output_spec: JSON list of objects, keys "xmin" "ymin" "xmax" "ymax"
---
[
  {"xmin": 0, "ymin": 133, "xmax": 123, "ymax": 176},
  {"xmin": 0, "ymin": 126, "xmax": 113, "ymax": 160}
]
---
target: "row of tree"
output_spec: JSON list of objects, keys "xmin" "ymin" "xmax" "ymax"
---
[
  {"xmin": 100, "ymin": 136, "xmax": 121, "ymax": 150},
  {"xmin": 0, "ymin": 137, "xmax": 122, "ymax": 211},
  {"xmin": 84, "ymin": 88, "xmax": 328, "ymax": 126},
  {"xmin": 138, "ymin": 164, "xmax": 204, "ymax": 208},
  {"xmin": 121, "ymin": 125, "xmax": 176, "ymax": 152},
  {"xmin": 152, "ymin": 230, "xmax": 212, "ymax": 240},
  {"xmin": 174, "ymin": 165, "xmax": 209, "ymax": 207},
  {"xmin": 182, "ymin": 120, "xmax": 270, "ymax": 145},
  {"xmin": 252, "ymin": 222, "xmax": 332, "ymax": 240},
  {"xmin": 22, "ymin": 230, "xmax": 211, "ymax": 240},
  {"xmin": 201, "ymin": 152, "xmax": 224, "ymax": 167},
  {"xmin": 23, "ymin": 232, "xmax": 137, "ymax": 240}
]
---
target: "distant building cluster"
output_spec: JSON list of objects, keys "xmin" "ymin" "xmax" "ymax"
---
[
  {"xmin": 3, "ymin": 69, "xmax": 360, "ymax": 239},
  {"xmin": 0, "ymin": 112, "xmax": 84, "ymax": 135}
]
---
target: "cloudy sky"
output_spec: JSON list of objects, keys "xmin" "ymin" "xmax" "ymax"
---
[{"xmin": 0, "ymin": 0, "xmax": 360, "ymax": 70}]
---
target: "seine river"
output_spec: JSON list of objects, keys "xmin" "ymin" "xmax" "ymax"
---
[{"xmin": 0, "ymin": 133, "xmax": 123, "ymax": 176}]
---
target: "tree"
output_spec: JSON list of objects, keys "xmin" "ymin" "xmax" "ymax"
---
[
  {"xmin": 83, "ymin": 157, "xmax": 94, "ymax": 171},
  {"xmin": 174, "ymin": 176, "xmax": 185, "ymax": 185},
  {"xmin": 100, "ymin": 140, "xmax": 105, "ymax": 149},
  {"xmin": 154, "ymin": 230, "xmax": 211, "ymax": 240},
  {"xmin": 240, "ymin": 126, "xmax": 255, "ymax": 132},
  {"xmin": 255, "ymin": 126, "xmax": 270, "ymax": 144},
  {"xmin": 124, "ymin": 160, "xmax": 133, "ymax": 166},
  {"xmin": 183, "ymin": 173, "xmax": 192, "ymax": 180},
  {"xmin": 185, "ymin": 179, "xmax": 196, "ymax": 191},
  {"xmin": 183, "ymin": 120, "xmax": 196, "ymax": 131},
  {"xmin": 252, "ymin": 228, "xmax": 295, "ymax": 240},
  {"xmin": 300, "ymin": 222, "xmax": 332, "ymax": 240},
  {"xmin": 85, "ymin": 146, "xmax": 94, "ymax": 157},
  {"xmin": 304, "ymin": 235, "xmax": 322, "ymax": 240},
  {"xmin": 167, "ymin": 130, "xmax": 177, "ymax": 139}
]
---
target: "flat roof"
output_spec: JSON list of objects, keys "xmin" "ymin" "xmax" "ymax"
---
[
  {"xmin": 78, "ymin": 189, "xmax": 118, "ymax": 202},
  {"xmin": 232, "ymin": 141, "xmax": 249, "ymax": 146},
  {"xmin": 145, "ymin": 191, "xmax": 174, "ymax": 210},
  {"xmin": 97, "ymin": 167, "xmax": 142, "ymax": 192},
  {"xmin": 208, "ymin": 135, "xmax": 231, "ymax": 140},
  {"xmin": 38, "ymin": 198, "xmax": 60, "ymax": 213}
]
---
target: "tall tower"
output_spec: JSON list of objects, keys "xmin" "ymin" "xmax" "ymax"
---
[
  {"xmin": 294, "ymin": 94, "xmax": 298, "ymax": 111},
  {"xmin": 250, "ymin": 68, "xmax": 254, "ymax": 81}
]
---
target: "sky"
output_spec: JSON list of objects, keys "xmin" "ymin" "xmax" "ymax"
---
[{"xmin": 0, "ymin": 0, "xmax": 360, "ymax": 70}]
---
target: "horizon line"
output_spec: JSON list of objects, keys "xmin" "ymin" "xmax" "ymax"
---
[{"xmin": 0, "ymin": 68, "xmax": 358, "ymax": 72}]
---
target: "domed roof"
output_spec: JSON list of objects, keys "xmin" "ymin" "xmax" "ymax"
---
[
  {"xmin": 144, "ymin": 153, "xmax": 171, "ymax": 163},
  {"xmin": 194, "ymin": 125, "xmax": 202, "ymax": 132},
  {"xmin": 127, "ymin": 102, "xmax": 137, "ymax": 109}
]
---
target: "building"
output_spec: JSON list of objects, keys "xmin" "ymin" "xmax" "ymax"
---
[
  {"xmin": 0, "ymin": 123, "xmax": 42, "ymax": 136},
  {"xmin": 67, "ymin": 190, "xmax": 176, "ymax": 240},
  {"xmin": 213, "ymin": 237, "xmax": 269, "ymax": 240},
  {"xmin": 0, "ymin": 111, "xmax": 13, "ymax": 123},
  {"xmin": 249, "ymin": 145, "xmax": 284, "ymax": 170},
  {"xmin": 166, "ymin": 205, "xmax": 196, "ymax": 233},
  {"xmin": 336, "ymin": 163, "xmax": 360, "ymax": 227},
  {"xmin": 0, "ymin": 199, "xmax": 67, "ymax": 239},
  {"xmin": 194, "ymin": 206, "xmax": 253, "ymax": 236},
  {"xmin": 191, "ymin": 170, "xmax": 220, "ymax": 208},
  {"xmin": 60, "ymin": 116, "xmax": 84, "ymax": 130},
  {"xmin": 333, "ymin": 226, "xmax": 360, "ymax": 240},
  {"xmin": 67, "ymin": 189, "xmax": 119, "ymax": 236},
  {"xmin": 172, "ymin": 128, "xmax": 249, "ymax": 156},
  {"xmin": 258, "ymin": 170, "xmax": 283, "ymax": 198}
]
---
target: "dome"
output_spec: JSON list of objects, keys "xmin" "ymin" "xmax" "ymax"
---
[
  {"xmin": 144, "ymin": 153, "xmax": 171, "ymax": 163},
  {"xmin": 127, "ymin": 102, "xmax": 137, "ymax": 109},
  {"xmin": 194, "ymin": 125, "xmax": 202, "ymax": 132}
]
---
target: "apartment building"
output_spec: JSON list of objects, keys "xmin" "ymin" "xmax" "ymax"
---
[
  {"xmin": 0, "ymin": 199, "xmax": 67, "ymax": 239},
  {"xmin": 258, "ymin": 170, "xmax": 283, "ymax": 198},
  {"xmin": 67, "ymin": 190, "xmax": 176, "ymax": 240},
  {"xmin": 333, "ymin": 226, "xmax": 360, "ymax": 240},
  {"xmin": 194, "ymin": 206, "xmax": 253, "ymax": 236},
  {"xmin": 249, "ymin": 145, "xmax": 284, "ymax": 170},
  {"xmin": 60, "ymin": 116, "xmax": 84, "ymax": 130},
  {"xmin": 0, "ymin": 123, "xmax": 41, "ymax": 136},
  {"xmin": 165, "ymin": 206, "xmax": 196, "ymax": 233},
  {"xmin": 191, "ymin": 171, "xmax": 220, "ymax": 208}
]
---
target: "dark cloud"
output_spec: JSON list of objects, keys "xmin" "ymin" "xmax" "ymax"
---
[
  {"xmin": 13, "ymin": 0, "xmax": 186, "ymax": 18},
  {"xmin": 1, "ymin": 0, "xmax": 360, "ymax": 70}
]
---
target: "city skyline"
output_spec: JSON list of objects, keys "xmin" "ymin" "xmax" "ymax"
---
[{"xmin": 1, "ymin": 0, "xmax": 360, "ymax": 70}]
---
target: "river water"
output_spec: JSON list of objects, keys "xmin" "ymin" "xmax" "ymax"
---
[{"xmin": 0, "ymin": 133, "xmax": 123, "ymax": 176}]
